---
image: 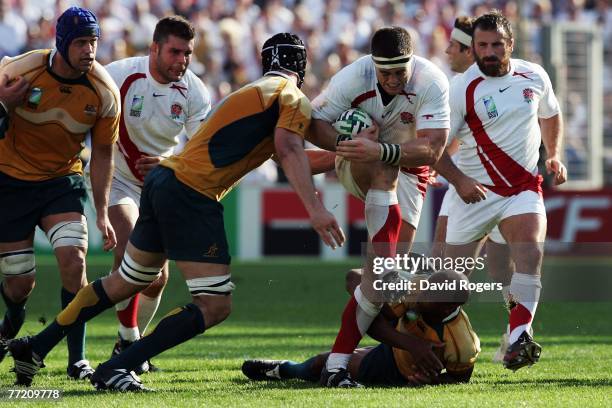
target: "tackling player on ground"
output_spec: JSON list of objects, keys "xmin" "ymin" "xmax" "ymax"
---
[
  {"xmin": 0, "ymin": 6, "xmax": 118, "ymax": 380},
  {"xmin": 6, "ymin": 32, "xmax": 345, "ymax": 391},
  {"xmin": 308, "ymin": 27, "xmax": 450, "ymax": 387},
  {"xmin": 243, "ymin": 270, "xmax": 479, "ymax": 387},
  {"xmin": 434, "ymin": 10, "xmax": 566, "ymax": 370},
  {"xmin": 97, "ymin": 15, "xmax": 211, "ymax": 374}
]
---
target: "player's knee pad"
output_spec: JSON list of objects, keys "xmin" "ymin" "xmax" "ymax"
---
[
  {"xmin": 187, "ymin": 274, "xmax": 235, "ymax": 297},
  {"xmin": 47, "ymin": 221, "xmax": 88, "ymax": 249},
  {"xmin": 118, "ymin": 252, "xmax": 162, "ymax": 286},
  {"xmin": 0, "ymin": 248, "xmax": 36, "ymax": 277}
]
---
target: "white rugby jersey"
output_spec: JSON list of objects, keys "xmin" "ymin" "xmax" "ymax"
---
[
  {"xmin": 105, "ymin": 56, "xmax": 211, "ymax": 185},
  {"xmin": 312, "ymin": 55, "xmax": 450, "ymax": 145},
  {"xmin": 449, "ymin": 59, "xmax": 560, "ymax": 196}
]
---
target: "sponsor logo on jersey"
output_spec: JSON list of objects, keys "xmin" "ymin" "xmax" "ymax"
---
[
  {"xmin": 60, "ymin": 86, "xmax": 72, "ymax": 94},
  {"xmin": 130, "ymin": 95, "xmax": 144, "ymax": 117},
  {"xmin": 400, "ymin": 112, "xmax": 414, "ymax": 124},
  {"xmin": 171, "ymin": 103, "xmax": 184, "ymax": 120},
  {"xmin": 153, "ymin": 93, "xmax": 165, "ymax": 97},
  {"xmin": 483, "ymin": 95, "xmax": 498, "ymax": 119},
  {"xmin": 499, "ymin": 86, "xmax": 511, "ymax": 93},
  {"xmin": 27, "ymin": 87, "xmax": 42, "ymax": 109},
  {"xmin": 421, "ymin": 114, "xmax": 434, "ymax": 120},
  {"xmin": 84, "ymin": 104, "xmax": 97, "ymax": 115},
  {"xmin": 523, "ymin": 88, "xmax": 534, "ymax": 103}
]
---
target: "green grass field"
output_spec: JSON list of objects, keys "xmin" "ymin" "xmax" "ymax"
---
[{"xmin": 1, "ymin": 254, "xmax": 611, "ymax": 407}]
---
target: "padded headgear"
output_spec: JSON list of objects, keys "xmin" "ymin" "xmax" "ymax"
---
[
  {"xmin": 56, "ymin": 7, "xmax": 100, "ymax": 68},
  {"xmin": 261, "ymin": 33, "xmax": 307, "ymax": 88}
]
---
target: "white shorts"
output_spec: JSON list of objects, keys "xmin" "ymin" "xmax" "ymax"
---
[
  {"xmin": 439, "ymin": 185, "xmax": 506, "ymax": 244},
  {"xmin": 335, "ymin": 157, "xmax": 424, "ymax": 228},
  {"xmin": 438, "ymin": 185, "xmax": 456, "ymax": 217},
  {"xmin": 446, "ymin": 189, "xmax": 545, "ymax": 245},
  {"xmin": 85, "ymin": 166, "xmax": 142, "ymax": 208}
]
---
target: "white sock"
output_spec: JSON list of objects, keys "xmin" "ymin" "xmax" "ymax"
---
[
  {"xmin": 364, "ymin": 189, "xmax": 398, "ymax": 241},
  {"xmin": 508, "ymin": 273, "xmax": 541, "ymax": 344},
  {"xmin": 118, "ymin": 325, "xmax": 140, "ymax": 342},
  {"xmin": 137, "ymin": 294, "xmax": 162, "ymax": 336}
]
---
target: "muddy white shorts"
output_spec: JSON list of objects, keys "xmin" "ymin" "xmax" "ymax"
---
[{"xmin": 335, "ymin": 157, "xmax": 424, "ymax": 228}]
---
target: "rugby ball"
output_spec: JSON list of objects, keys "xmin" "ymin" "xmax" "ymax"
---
[{"xmin": 332, "ymin": 108, "xmax": 373, "ymax": 136}]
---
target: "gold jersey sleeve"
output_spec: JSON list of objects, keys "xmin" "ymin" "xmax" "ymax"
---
[
  {"xmin": 0, "ymin": 50, "xmax": 120, "ymax": 181},
  {"xmin": 162, "ymin": 75, "xmax": 311, "ymax": 201},
  {"xmin": 392, "ymin": 308, "xmax": 480, "ymax": 379}
]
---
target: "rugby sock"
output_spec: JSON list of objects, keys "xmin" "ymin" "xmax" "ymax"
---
[
  {"xmin": 279, "ymin": 357, "xmax": 319, "ymax": 382},
  {"xmin": 32, "ymin": 279, "xmax": 113, "ymax": 359},
  {"xmin": 0, "ymin": 282, "xmax": 26, "ymax": 339},
  {"xmin": 327, "ymin": 286, "xmax": 381, "ymax": 371},
  {"xmin": 61, "ymin": 287, "xmax": 86, "ymax": 365},
  {"xmin": 137, "ymin": 293, "xmax": 162, "ymax": 335},
  {"xmin": 101, "ymin": 303, "xmax": 205, "ymax": 371},
  {"xmin": 508, "ymin": 273, "xmax": 541, "ymax": 344},
  {"xmin": 116, "ymin": 294, "xmax": 140, "ymax": 341},
  {"xmin": 365, "ymin": 189, "xmax": 401, "ymax": 258}
]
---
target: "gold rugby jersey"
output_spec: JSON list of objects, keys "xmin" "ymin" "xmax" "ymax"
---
[
  {"xmin": 162, "ymin": 74, "xmax": 311, "ymax": 201},
  {"xmin": 389, "ymin": 303, "xmax": 480, "ymax": 378},
  {"xmin": 0, "ymin": 49, "xmax": 120, "ymax": 181}
]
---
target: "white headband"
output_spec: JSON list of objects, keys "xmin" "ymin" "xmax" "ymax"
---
[
  {"xmin": 451, "ymin": 28, "xmax": 472, "ymax": 47},
  {"xmin": 372, "ymin": 54, "xmax": 412, "ymax": 69}
]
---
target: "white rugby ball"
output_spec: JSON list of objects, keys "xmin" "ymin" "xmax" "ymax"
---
[{"xmin": 332, "ymin": 108, "xmax": 373, "ymax": 136}]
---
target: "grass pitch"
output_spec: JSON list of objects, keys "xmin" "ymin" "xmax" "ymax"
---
[{"xmin": 0, "ymin": 255, "xmax": 611, "ymax": 407}]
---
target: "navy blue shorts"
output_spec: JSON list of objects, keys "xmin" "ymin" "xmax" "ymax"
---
[
  {"xmin": 129, "ymin": 166, "xmax": 231, "ymax": 264},
  {"xmin": 357, "ymin": 344, "xmax": 408, "ymax": 386},
  {"xmin": 0, "ymin": 171, "xmax": 86, "ymax": 242}
]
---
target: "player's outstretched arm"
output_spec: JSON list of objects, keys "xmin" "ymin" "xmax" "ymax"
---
[
  {"xmin": 541, "ymin": 113, "xmax": 567, "ymax": 185},
  {"xmin": 274, "ymin": 128, "xmax": 345, "ymax": 249},
  {"xmin": 434, "ymin": 150, "xmax": 487, "ymax": 204},
  {"xmin": 89, "ymin": 142, "xmax": 117, "ymax": 251},
  {"xmin": 306, "ymin": 119, "xmax": 340, "ymax": 151}
]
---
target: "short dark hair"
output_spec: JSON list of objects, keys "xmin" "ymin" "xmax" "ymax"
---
[
  {"xmin": 153, "ymin": 15, "xmax": 195, "ymax": 44},
  {"xmin": 370, "ymin": 27, "xmax": 413, "ymax": 58},
  {"xmin": 473, "ymin": 9, "xmax": 513, "ymax": 41},
  {"xmin": 454, "ymin": 16, "xmax": 474, "ymax": 51}
]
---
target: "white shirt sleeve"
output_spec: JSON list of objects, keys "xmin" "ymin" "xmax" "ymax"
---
[
  {"xmin": 536, "ymin": 65, "xmax": 561, "ymax": 119},
  {"xmin": 448, "ymin": 75, "xmax": 467, "ymax": 143},
  {"xmin": 103, "ymin": 60, "xmax": 123, "ymax": 87},
  {"xmin": 311, "ymin": 70, "xmax": 353, "ymax": 123},
  {"xmin": 185, "ymin": 76, "xmax": 212, "ymax": 139},
  {"xmin": 415, "ymin": 75, "xmax": 450, "ymax": 131}
]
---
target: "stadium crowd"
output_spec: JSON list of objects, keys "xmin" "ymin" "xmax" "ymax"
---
[{"xmin": 1, "ymin": 0, "xmax": 611, "ymax": 182}]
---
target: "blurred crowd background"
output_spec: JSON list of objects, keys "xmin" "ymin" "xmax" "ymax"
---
[{"xmin": 1, "ymin": 0, "xmax": 611, "ymax": 185}]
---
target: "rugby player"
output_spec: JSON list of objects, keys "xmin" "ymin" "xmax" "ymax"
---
[
  {"xmin": 97, "ymin": 15, "xmax": 211, "ymax": 374},
  {"xmin": 308, "ymin": 27, "xmax": 450, "ymax": 386},
  {"xmin": 0, "ymin": 6, "xmax": 118, "ymax": 380},
  {"xmin": 433, "ymin": 15, "xmax": 516, "ymax": 363},
  {"xmin": 434, "ymin": 10, "xmax": 566, "ymax": 370},
  {"xmin": 242, "ymin": 270, "xmax": 480, "ymax": 387}
]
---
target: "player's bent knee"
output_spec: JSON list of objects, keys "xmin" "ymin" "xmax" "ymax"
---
[
  {"xmin": 118, "ymin": 252, "xmax": 162, "ymax": 285},
  {"xmin": 47, "ymin": 221, "xmax": 88, "ymax": 249},
  {"xmin": 0, "ymin": 248, "xmax": 36, "ymax": 278},
  {"xmin": 192, "ymin": 295, "xmax": 232, "ymax": 327},
  {"xmin": 56, "ymin": 246, "xmax": 86, "ymax": 275}
]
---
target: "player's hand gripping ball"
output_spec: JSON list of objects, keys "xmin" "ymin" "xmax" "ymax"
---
[{"xmin": 332, "ymin": 108, "xmax": 373, "ymax": 136}]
